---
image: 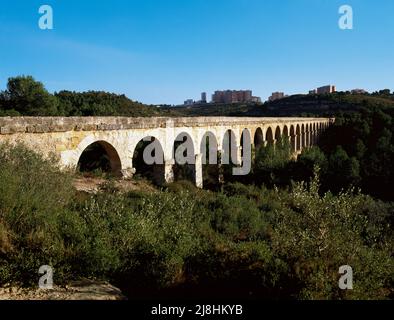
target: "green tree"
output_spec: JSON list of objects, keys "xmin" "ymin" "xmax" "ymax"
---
[
  {"xmin": 325, "ymin": 146, "xmax": 360, "ymax": 193},
  {"xmin": 291, "ymin": 146, "xmax": 328, "ymax": 183},
  {"xmin": 1, "ymin": 76, "xmax": 59, "ymax": 116}
]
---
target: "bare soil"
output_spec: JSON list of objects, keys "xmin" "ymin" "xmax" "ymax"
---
[{"xmin": 73, "ymin": 176, "xmax": 158, "ymax": 194}]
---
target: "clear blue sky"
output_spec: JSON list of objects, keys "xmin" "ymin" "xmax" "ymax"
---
[{"xmin": 0, "ymin": 0, "xmax": 393, "ymax": 105}]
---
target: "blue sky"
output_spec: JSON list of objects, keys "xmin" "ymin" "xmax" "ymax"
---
[{"xmin": 0, "ymin": 0, "xmax": 393, "ymax": 105}]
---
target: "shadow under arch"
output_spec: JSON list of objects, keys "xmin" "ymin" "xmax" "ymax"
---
[
  {"xmin": 172, "ymin": 132, "xmax": 196, "ymax": 184},
  {"xmin": 265, "ymin": 127, "xmax": 274, "ymax": 145},
  {"xmin": 201, "ymin": 131, "xmax": 219, "ymax": 190},
  {"xmin": 240, "ymin": 128, "xmax": 252, "ymax": 159},
  {"xmin": 221, "ymin": 129, "xmax": 238, "ymax": 182},
  {"xmin": 289, "ymin": 125, "xmax": 296, "ymax": 153},
  {"xmin": 222, "ymin": 129, "xmax": 238, "ymax": 164},
  {"xmin": 275, "ymin": 126, "xmax": 281, "ymax": 142},
  {"xmin": 254, "ymin": 127, "xmax": 264, "ymax": 150},
  {"xmin": 77, "ymin": 140, "xmax": 122, "ymax": 177},
  {"xmin": 296, "ymin": 124, "xmax": 301, "ymax": 151},
  {"xmin": 132, "ymin": 136, "xmax": 165, "ymax": 185}
]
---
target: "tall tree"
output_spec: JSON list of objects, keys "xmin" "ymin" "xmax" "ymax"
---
[{"xmin": 1, "ymin": 76, "xmax": 59, "ymax": 116}]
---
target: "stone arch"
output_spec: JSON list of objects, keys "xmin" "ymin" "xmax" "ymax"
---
[
  {"xmin": 309, "ymin": 123, "xmax": 314, "ymax": 146},
  {"xmin": 200, "ymin": 131, "xmax": 218, "ymax": 165},
  {"xmin": 281, "ymin": 125, "xmax": 289, "ymax": 149},
  {"xmin": 200, "ymin": 131, "xmax": 219, "ymax": 189},
  {"xmin": 301, "ymin": 124, "xmax": 306, "ymax": 149},
  {"xmin": 77, "ymin": 140, "xmax": 122, "ymax": 176},
  {"xmin": 240, "ymin": 128, "xmax": 252, "ymax": 158},
  {"xmin": 173, "ymin": 132, "xmax": 195, "ymax": 163},
  {"xmin": 132, "ymin": 136, "xmax": 165, "ymax": 185},
  {"xmin": 296, "ymin": 124, "xmax": 301, "ymax": 151},
  {"xmin": 172, "ymin": 132, "xmax": 196, "ymax": 183},
  {"xmin": 289, "ymin": 125, "xmax": 296, "ymax": 152},
  {"xmin": 275, "ymin": 126, "xmax": 281, "ymax": 142},
  {"xmin": 305, "ymin": 123, "xmax": 310, "ymax": 147},
  {"xmin": 312, "ymin": 123, "xmax": 316, "ymax": 145},
  {"xmin": 222, "ymin": 129, "xmax": 238, "ymax": 165},
  {"xmin": 283, "ymin": 125, "xmax": 289, "ymax": 137},
  {"xmin": 254, "ymin": 127, "xmax": 264, "ymax": 149},
  {"xmin": 265, "ymin": 127, "xmax": 274, "ymax": 145}
]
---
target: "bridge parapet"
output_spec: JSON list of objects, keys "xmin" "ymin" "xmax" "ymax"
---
[{"xmin": 0, "ymin": 117, "xmax": 334, "ymax": 135}]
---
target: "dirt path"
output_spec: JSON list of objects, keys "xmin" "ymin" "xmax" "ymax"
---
[{"xmin": 73, "ymin": 176, "xmax": 158, "ymax": 194}]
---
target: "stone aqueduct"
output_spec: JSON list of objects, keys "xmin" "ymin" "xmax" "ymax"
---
[{"xmin": 0, "ymin": 116, "xmax": 334, "ymax": 188}]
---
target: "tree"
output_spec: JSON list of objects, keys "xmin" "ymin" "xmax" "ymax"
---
[
  {"xmin": 325, "ymin": 146, "xmax": 360, "ymax": 193},
  {"xmin": 1, "ymin": 76, "xmax": 59, "ymax": 116},
  {"xmin": 292, "ymin": 147, "xmax": 328, "ymax": 184}
]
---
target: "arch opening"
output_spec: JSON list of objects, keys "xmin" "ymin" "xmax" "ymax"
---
[
  {"xmin": 265, "ymin": 127, "xmax": 274, "ymax": 146},
  {"xmin": 77, "ymin": 141, "xmax": 122, "ymax": 177},
  {"xmin": 290, "ymin": 125, "xmax": 296, "ymax": 153},
  {"xmin": 222, "ymin": 129, "xmax": 238, "ymax": 182},
  {"xmin": 132, "ymin": 137, "xmax": 165, "ymax": 185},
  {"xmin": 201, "ymin": 132, "xmax": 219, "ymax": 190},
  {"xmin": 296, "ymin": 125, "xmax": 301, "ymax": 151},
  {"xmin": 254, "ymin": 128, "xmax": 264, "ymax": 150},
  {"xmin": 275, "ymin": 126, "xmax": 281, "ymax": 142},
  {"xmin": 240, "ymin": 129, "xmax": 252, "ymax": 158},
  {"xmin": 172, "ymin": 132, "xmax": 196, "ymax": 184}
]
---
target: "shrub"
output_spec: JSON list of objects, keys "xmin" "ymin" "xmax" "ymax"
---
[{"xmin": 0, "ymin": 143, "xmax": 75, "ymax": 285}]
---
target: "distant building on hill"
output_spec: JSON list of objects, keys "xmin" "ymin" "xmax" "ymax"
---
[
  {"xmin": 184, "ymin": 99, "xmax": 194, "ymax": 106},
  {"xmin": 351, "ymin": 88, "xmax": 368, "ymax": 94},
  {"xmin": 308, "ymin": 85, "xmax": 336, "ymax": 95},
  {"xmin": 251, "ymin": 96, "xmax": 262, "ymax": 103},
  {"xmin": 212, "ymin": 90, "xmax": 260, "ymax": 104},
  {"xmin": 268, "ymin": 92, "xmax": 287, "ymax": 102},
  {"xmin": 316, "ymin": 85, "xmax": 336, "ymax": 94}
]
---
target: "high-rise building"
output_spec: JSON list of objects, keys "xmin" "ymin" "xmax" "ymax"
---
[
  {"xmin": 316, "ymin": 85, "xmax": 336, "ymax": 94},
  {"xmin": 201, "ymin": 92, "xmax": 207, "ymax": 103},
  {"xmin": 212, "ymin": 90, "xmax": 257, "ymax": 104}
]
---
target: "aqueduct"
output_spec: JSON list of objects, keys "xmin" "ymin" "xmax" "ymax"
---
[{"xmin": 0, "ymin": 116, "xmax": 334, "ymax": 188}]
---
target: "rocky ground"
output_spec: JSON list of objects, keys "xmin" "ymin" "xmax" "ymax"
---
[
  {"xmin": 73, "ymin": 176, "xmax": 158, "ymax": 194},
  {"xmin": 0, "ymin": 280, "xmax": 127, "ymax": 300}
]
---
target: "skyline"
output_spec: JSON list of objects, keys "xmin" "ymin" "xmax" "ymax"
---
[{"xmin": 1, "ymin": 0, "xmax": 393, "ymax": 105}]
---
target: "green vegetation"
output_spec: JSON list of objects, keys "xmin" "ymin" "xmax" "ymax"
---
[
  {"xmin": 1, "ymin": 76, "xmax": 393, "ymax": 119},
  {"xmin": 1, "ymin": 75, "xmax": 393, "ymax": 299},
  {"xmin": 0, "ymin": 144, "xmax": 392, "ymax": 299},
  {"xmin": 164, "ymin": 90, "xmax": 394, "ymax": 117},
  {"xmin": 0, "ymin": 76, "xmax": 172, "ymax": 117},
  {"xmin": 319, "ymin": 107, "xmax": 394, "ymax": 201}
]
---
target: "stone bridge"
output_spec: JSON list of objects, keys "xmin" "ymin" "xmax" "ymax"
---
[{"xmin": 0, "ymin": 116, "xmax": 334, "ymax": 188}]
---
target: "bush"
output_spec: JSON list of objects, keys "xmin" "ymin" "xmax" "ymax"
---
[
  {"xmin": 0, "ymin": 143, "xmax": 75, "ymax": 285},
  {"xmin": 0, "ymin": 144, "xmax": 392, "ymax": 300},
  {"xmin": 271, "ymin": 167, "xmax": 393, "ymax": 299}
]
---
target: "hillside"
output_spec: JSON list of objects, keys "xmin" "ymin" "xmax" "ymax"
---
[
  {"xmin": 166, "ymin": 92, "xmax": 394, "ymax": 117},
  {"xmin": 2, "ymin": 76, "xmax": 393, "ymax": 118},
  {"xmin": 0, "ymin": 76, "xmax": 177, "ymax": 117}
]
